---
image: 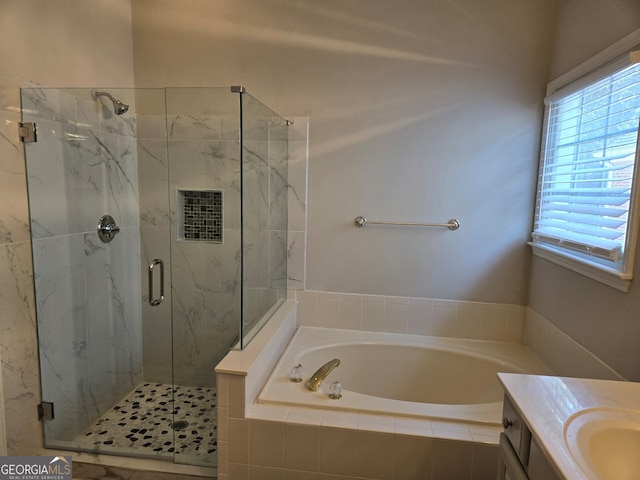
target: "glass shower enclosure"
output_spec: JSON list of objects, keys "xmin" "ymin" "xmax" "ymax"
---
[{"xmin": 20, "ymin": 86, "xmax": 288, "ymax": 467}]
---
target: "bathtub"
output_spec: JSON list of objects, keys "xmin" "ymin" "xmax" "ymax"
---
[{"xmin": 258, "ymin": 326, "xmax": 553, "ymax": 425}]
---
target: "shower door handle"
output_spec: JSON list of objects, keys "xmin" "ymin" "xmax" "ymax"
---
[{"xmin": 148, "ymin": 258, "xmax": 164, "ymax": 306}]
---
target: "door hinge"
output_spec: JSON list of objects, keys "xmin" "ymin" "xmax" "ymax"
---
[
  {"xmin": 38, "ymin": 401, "xmax": 54, "ymax": 421},
  {"xmin": 18, "ymin": 122, "xmax": 37, "ymax": 143}
]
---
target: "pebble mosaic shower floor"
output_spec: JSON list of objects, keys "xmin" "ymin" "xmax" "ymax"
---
[{"xmin": 74, "ymin": 383, "xmax": 217, "ymax": 465}]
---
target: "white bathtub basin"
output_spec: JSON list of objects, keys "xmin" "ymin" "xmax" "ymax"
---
[{"xmin": 259, "ymin": 327, "xmax": 552, "ymax": 424}]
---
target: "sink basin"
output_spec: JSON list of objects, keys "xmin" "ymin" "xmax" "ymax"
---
[{"xmin": 564, "ymin": 408, "xmax": 640, "ymax": 480}]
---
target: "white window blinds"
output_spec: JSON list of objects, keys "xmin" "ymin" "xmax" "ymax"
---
[{"xmin": 532, "ymin": 61, "xmax": 640, "ymax": 268}]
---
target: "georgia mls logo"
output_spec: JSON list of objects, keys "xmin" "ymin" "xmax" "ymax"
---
[
  {"xmin": 0, "ymin": 456, "xmax": 72, "ymax": 480},
  {"xmin": 47, "ymin": 457, "xmax": 71, "ymax": 475}
]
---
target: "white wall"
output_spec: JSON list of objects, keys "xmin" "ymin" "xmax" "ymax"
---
[
  {"xmin": 0, "ymin": 0, "xmax": 135, "ymax": 455},
  {"xmin": 0, "ymin": 0, "xmax": 134, "ymax": 87},
  {"xmin": 528, "ymin": 0, "xmax": 640, "ymax": 381},
  {"xmin": 131, "ymin": 0, "xmax": 557, "ymax": 305},
  {"xmin": 549, "ymin": 0, "xmax": 640, "ymax": 79}
]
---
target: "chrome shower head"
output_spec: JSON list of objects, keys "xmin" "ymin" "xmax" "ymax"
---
[
  {"xmin": 112, "ymin": 98, "xmax": 129, "ymax": 115},
  {"xmin": 93, "ymin": 90, "xmax": 129, "ymax": 115}
]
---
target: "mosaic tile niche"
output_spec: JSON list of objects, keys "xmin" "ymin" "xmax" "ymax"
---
[{"xmin": 177, "ymin": 190, "xmax": 223, "ymax": 243}]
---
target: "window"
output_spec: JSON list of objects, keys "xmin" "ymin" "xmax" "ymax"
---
[{"xmin": 531, "ymin": 46, "xmax": 640, "ymax": 292}]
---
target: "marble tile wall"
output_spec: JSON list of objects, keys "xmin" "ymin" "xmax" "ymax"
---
[
  {"xmin": 0, "ymin": 364, "xmax": 4, "ymax": 456},
  {"xmin": 21, "ymin": 88, "xmax": 144, "ymax": 443},
  {"xmin": 0, "ymin": 348, "xmax": 5, "ymax": 456},
  {"xmin": 242, "ymin": 117, "xmax": 289, "ymax": 338},
  {"xmin": 136, "ymin": 116, "xmax": 173, "ymax": 385},
  {"xmin": 138, "ymin": 111, "xmax": 244, "ymax": 387},
  {"xmin": 0, "ymin": 77, "xmax": 45, "ymax": 455},
  {"xmin": 138, "ymin": 109, "xmax": 309, "ymax": 387},
  {"xmin": 285, "ymin": 118, "xmax": 309, "ymax": 290}
]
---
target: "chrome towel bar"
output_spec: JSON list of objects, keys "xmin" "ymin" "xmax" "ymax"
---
[{"xmin": 354, "ymin": 216, "xmax": 460, "ymax": 231}]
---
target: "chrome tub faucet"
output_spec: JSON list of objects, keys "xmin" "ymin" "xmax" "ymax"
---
[{"xmin": 305, "ymin": 358, "xmax": 341, "ymax": 391}]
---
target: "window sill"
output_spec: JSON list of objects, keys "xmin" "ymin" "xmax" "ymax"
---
[{"xmin": 528, "ymin": 242, "xmax": 632, "ymax": 293}]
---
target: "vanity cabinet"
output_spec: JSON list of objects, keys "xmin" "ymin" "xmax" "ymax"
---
[
  {"xmin": 497, "ymin": 395, "xmax": 563, "ymax": 480},
  {"xmin": 528, "ymin": 437, "xmax": 561, "ymax": 479}
]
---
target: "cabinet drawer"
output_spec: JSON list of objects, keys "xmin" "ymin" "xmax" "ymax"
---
[
  {"xmin": 502, "ymin": 394, "xmax": 532, "ymax": 466},
  {"xmin": 498, "ymin": 433, "xmax": 529, "ymax": 480}
]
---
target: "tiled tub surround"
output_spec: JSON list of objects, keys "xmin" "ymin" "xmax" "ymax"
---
[
  {"xmin": 292, "ymin": 291, "xmax": 625, "ymax": 383},
  {"xmin": 295, "ymin": 289, "xmax": 527, "ymax": 342},
  {"xmin": 215, "ymin": 298, "xmax": 539, "ymax": 480}
]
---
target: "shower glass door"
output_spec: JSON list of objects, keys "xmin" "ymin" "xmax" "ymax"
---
[
  {"xmin": 162, "ymin": 88, "xmax": 243, "ymax": 465},
  {"xmin": 21, "ymin": 86, "xmax": 160, "ymax": 458},
  {"xmin": 16, "ymin": 86, "xmax": 201, "ymax": 469},
  {"xmin": 22, "ymin": 85, "xmax": 287, "ymax": 468},
  {"xmin": 161, "ymin": 87, "xmax": 289, "ymax": 464}
]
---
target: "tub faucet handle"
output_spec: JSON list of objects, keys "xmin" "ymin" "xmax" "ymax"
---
[
  {"xmin": 290, "ymin": 364, "xmax": 303, "ymax": 383},
  {"xmin": 329, "ymin": 381, "xmax": 342, "ymax": 399},
  {"xmin": 305, "ymin": 358, "xmax": 340, "ymax": 392}
]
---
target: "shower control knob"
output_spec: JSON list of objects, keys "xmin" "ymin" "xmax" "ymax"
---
[{"xmin": 97, "ymin": 215, "xmax": 121, "ymax": 243}]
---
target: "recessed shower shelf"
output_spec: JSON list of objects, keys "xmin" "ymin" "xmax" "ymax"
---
[{"xmin": 177, "ymin": 190, "xmax": 223, "ymax": 243}]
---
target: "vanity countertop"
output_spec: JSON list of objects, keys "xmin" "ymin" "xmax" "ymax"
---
[{"xmin": 498, "ymin": 373, "xmax": 640, "ymax": 480}]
